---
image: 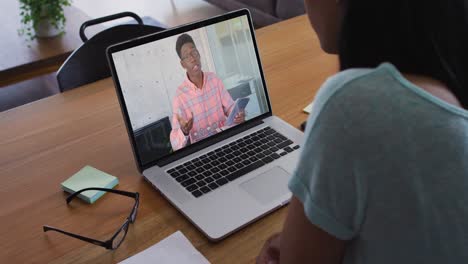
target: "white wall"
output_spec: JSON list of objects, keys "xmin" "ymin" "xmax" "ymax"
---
[{"xmin": 112, "ymin": 28, "xmax": 215, "ymax": 131}]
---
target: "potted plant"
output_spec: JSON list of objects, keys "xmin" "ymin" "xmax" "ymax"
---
[{"xmin": 19, "ymin": 0, "xmax": 72, "ymax": 39}]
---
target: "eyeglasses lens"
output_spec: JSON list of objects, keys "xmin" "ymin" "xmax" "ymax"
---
[{"xmin": 112, "ymin": 224, "xmax": 128, "ymax": 249}]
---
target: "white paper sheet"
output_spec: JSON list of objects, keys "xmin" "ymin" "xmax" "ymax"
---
[
  {"xmin": 303, "ymin": 101, "xmax": 314, "ymax": 114},
  {"xmin": 119, "ymin": 231, "xmax": 210, "ymax": 264}
]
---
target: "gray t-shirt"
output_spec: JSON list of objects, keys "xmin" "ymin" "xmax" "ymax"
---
[{"xmin": 289, "ymin": 63, "xmax": 468, "ymax": 263}]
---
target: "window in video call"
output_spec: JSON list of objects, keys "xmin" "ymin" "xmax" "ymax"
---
[{"xmin": 112, "ymin": 16, "xmax": 269, "ymax": 165}]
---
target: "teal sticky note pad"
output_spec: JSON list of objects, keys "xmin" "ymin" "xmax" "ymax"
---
[{"xmin": 61, "ymin": 166, "xmax": 119, "ymax": 203}]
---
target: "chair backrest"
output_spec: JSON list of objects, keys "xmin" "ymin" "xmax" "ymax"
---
[
  {"xmin": 134, "ymin": 116, "xmax": 173, "ymax": 164},
  {"xmin": 56, "ymin": 12, "xmax": 164, "ymax": 92}
]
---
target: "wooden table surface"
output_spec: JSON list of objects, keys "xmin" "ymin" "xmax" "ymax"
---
[
  {"xmin": 0, "ymin": 0, "xmax": 100, "ymax": 87},
  {"xmin": 0, "ymin": 15, "xmax": 337, "ymax": 263}
]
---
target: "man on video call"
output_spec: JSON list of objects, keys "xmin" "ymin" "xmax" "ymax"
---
[{"xmin": 170, "ymin": 33, "xmax": 245, "ymax": 151}]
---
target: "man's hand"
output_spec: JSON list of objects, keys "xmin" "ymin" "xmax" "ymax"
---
[
  {"xmin": 177, "ymin": 113, "xmax": 193, "ymax": 135},
  {"xmin": 234, "ymin": 110, "xmax": 246, "ymax": 124},
  {"xmin": 256, "ymin": 232, "xmax": 281, "ymax": 264}
]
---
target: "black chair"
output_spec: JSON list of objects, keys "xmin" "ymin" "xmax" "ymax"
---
[
  {"xmin": 56, "ymin": 12, "xmax": 165, "ymax": 92},
  {"xmin": 134, "ymin": 116, "xmax": 173, "ymax": 164}
]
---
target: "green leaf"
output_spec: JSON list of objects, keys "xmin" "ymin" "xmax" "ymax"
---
[{"xmin": 17, "ymin": 0, "xmax": 73, "ymax": 40}]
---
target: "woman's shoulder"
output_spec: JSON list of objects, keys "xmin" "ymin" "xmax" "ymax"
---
[
  {"xmin": 312, "ymin": 63, "xmax": 402, "ymax": 115},
  {"xmin": 315, "ymin": 64, "xmax": 394, "ymax": 104},
  {"xmin": 305, "ymin": 63, "xmax": 418, "ymax": 138}
]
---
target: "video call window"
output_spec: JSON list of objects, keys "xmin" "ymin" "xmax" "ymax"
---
[{"xmin": 112, "ymin": 16, "xmax": 269, "ymax": 164}]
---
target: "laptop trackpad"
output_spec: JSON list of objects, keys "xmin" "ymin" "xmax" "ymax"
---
[{"xmin": 240, "ymin": 166, "xmax": 291, "ymax": 205}]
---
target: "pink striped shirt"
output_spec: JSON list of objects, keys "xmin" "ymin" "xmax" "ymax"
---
[{"xmin": 170, "ymin": 72, "xmax": 235, "ymax": 150}]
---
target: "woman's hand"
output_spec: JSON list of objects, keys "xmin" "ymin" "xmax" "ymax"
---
[{"xmin": 256, "ymin": 232, "xmax": 281, "ymax": 264}]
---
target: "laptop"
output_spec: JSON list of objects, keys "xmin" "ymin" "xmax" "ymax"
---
[{"xmin": 107, "ymin": 9, "xmax": 304, "ymax": 241}]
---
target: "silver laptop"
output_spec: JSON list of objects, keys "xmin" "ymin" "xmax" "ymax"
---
[{"xmin": 107, "ymin": 9, "xmax": 304, "ymax": 241}]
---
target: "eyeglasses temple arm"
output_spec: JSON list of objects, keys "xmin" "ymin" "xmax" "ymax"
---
[
  {"xmin": 66, "ymin": 188, "xmax": 138, "ymax": 203},
  {"xmin": 43, "ymin": 225, "xmax": 109, "ymax": 248}
]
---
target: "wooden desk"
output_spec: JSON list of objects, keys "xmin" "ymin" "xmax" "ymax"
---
[
  {"xmin": 0, "ymin": 15, "xmax": 337, "ymax": 263},
  {"xmin": 0, "ymin": 0, "xmax": 100, "ymax": 87}
]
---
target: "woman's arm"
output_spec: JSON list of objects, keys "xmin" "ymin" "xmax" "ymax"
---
[{"xmin": 258, "ymin": 196, "xmax": 346, "ymax": 264}]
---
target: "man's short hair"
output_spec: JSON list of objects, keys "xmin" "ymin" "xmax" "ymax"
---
[{"xmin": 176, "ymin": 33, "xmax": 195, "ymax": 59}]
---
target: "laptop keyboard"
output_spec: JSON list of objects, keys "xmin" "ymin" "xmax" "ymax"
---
[{"xmin": 166, "ymin": 126, "xmax": 300, "ymax": 198}]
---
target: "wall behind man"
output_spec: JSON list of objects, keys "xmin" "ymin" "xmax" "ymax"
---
[{"xmin": 112, "ymin": 28, "xmax": 215, "ymax": 131}]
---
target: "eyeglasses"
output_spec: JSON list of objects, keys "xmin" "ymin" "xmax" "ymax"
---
[
  {"xmin": 43, "ymin": 188, "xmax": 139, "ymax": 250},
  {"xmin": 181, "ymin": 49, "xmax": 200, "ymax": 62}
]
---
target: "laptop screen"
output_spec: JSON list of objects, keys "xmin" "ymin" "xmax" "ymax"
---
[{"xmin": 110, "ymin": 12, "xmax": 271, "ymax": 168}]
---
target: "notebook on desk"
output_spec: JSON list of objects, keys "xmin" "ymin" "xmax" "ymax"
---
[{"xmin": 107, "ymin": 9, "xmax": 304, "ymax": 240}]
